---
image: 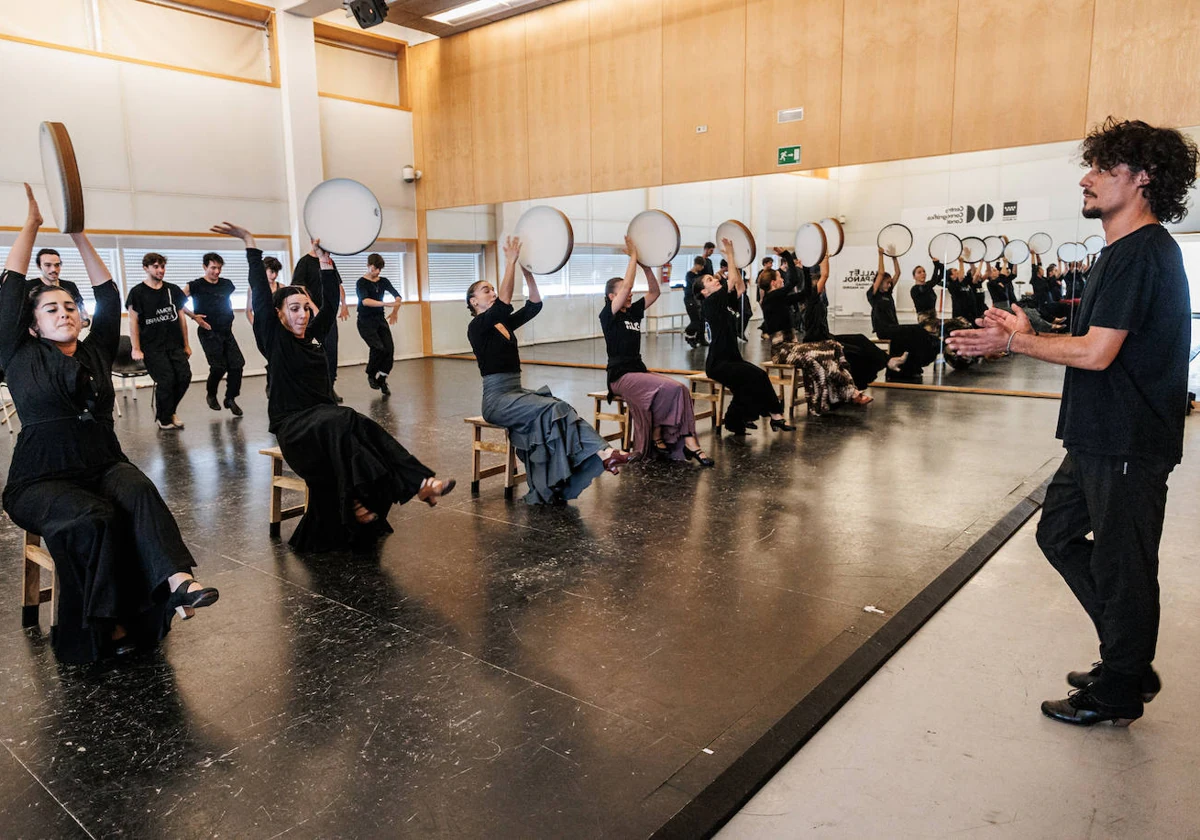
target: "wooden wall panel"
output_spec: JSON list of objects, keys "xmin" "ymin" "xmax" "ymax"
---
[
  {"xmin": 410, "ymin": 37, "xmax": 475, "ymax": 209},
  {"xmin": 1087, "ymin": 0, "xmax": 1200, "ymax": 129},
  {"xmin": 839, "ymin": 0, "xmax": 958, "ymax": 165},
  {"xmin": 744, "ymin": 0, "xmax": 843, "ymax": 175},
  {"xmin": 469, "ymin": 15, "xmax": 529, "ymax": 205},
  {"xmin": 661, "ymin": 0, "xmax": 746, "ymax": 185},
  {"xmin": 951, "ymin": 0, "xmax": 1094, "ymax": 152},
  {"xmin": 589, "ymin": 0, "xmax": 663, "ymax": 192},
  {"xmin": 525, "ymin": 0, "xmax": 591, "ymax": 198}
]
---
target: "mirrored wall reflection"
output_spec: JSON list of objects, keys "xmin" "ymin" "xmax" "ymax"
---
[{"xmin": 425, "ymin": 126, "xmax": 1200, "ymax": 394}]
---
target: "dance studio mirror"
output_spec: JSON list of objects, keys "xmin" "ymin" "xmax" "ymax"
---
[{"xmin": 425, "ymin": 128, "xmax": 1200, "ymax": 399}]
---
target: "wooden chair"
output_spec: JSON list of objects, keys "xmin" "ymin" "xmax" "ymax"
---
[
  {"xmin": 260, "ymin": 446, "xmax": 309, "ymax": 537},
  {"xmin": 687, "ymin": 374, "xmax": 726, "ymax": 429},
  {"xmin": 763, "ymin": 362, "xmax": 803, "ymax": 419},
  {"xmin": 22, "ymin": 532, "xmax": 58, "ymax": 628},
  {"xmin": 464, "ymin": 417, "xmax": 525, "ymax": 500},
  {"xmin": 589, "ymin": 391, "xmax": 630, "ymax": 449},
  {"xmin": 0, "ymin": 382, "xmax": 16, "ymax": 435}
]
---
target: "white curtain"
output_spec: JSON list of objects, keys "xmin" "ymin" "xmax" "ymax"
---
[
  {"xmin": 0, "ymin": 0, "xmax": 95, "ymax": 49},
  {"xmin": 99, "ymin": 0, "xmax": 270, "ymax": 82},
  {"xmin": 315, "ymin": 41, "xmax": 399, "ymax": 106}
]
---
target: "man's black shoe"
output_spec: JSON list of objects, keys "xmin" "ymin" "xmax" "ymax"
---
[
  {"xmin": 1067, "ymin": 662, "xmax": 1161, "ymax": 703},
  {"xmin": 206, "ymin": 393, "xmax": 220, "ymax": 411},
  {"xmin": 1041, "ymin": 689, "xmax": 1141, "ymax": 727},
  {"xmin": 378, "ymin": 377, "xmax": 391, "ymax": 396},
  {"xmin": 367, "ymin": 374, "xmax": 381, "ymax": 390},
  {"xmin": 224, "ymin": 397, "xmax": 243, "ymax": 417}
]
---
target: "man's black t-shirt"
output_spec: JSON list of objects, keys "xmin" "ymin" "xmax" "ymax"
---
[
  {"xmin": 187, "ymin": 276, "xmax": 236, "ymax": 330},
  {"xmin": 599, "ymin": 298, "xmax": 649, "ymax": 384},
  {"xmin": 125, "ymin": 282, "xmax": 186, "ymax": 353},
  {"xmin": 684, "ymin": 269, "xmax": 704, "ymax": 301},
  {"xmin": 702, "ymin": 289, "xmax": 742, "ymax": 371},
  {"xmin": 1057, "ymin": 223, "xmax": 1190, "ymax": 464},
  {"xmin": 26, "ymin": 277, "xmax": 86, "ymax": 313}
]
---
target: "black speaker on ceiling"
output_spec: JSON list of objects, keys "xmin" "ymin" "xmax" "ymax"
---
[{"xmin": 347, "ymin": 0, "xmax": 390, "ymax": 29}]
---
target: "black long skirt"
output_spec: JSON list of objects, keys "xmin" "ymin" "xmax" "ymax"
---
[
  {"xmin": 833, "ymin": 333, "xmax": 889, "ymax": 390},
  {"xmin": 707, "ymin": 360, "xmax": 782, "ymax": 431},
  {"xmin": 275, "ymin": 405, "xmax": 434, "ymax": 552},
  {"xmin": 4, "ymin": 461, "xmax": 193, "ymax": 663}
]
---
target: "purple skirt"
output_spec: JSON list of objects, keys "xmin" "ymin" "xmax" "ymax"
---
[{"xmin": 611, "ymin": 372, "xmax": 697, "ymax": 460}]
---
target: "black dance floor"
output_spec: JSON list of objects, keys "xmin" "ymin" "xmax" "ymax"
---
[{"xmin": 0, "ymin": 359, "xmax": 1065, "ymax": 838}]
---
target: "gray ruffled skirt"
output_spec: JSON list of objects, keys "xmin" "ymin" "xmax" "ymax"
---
[{"xmin": 481, "ymin": 372, "xmax": 607, "ymax": 505}]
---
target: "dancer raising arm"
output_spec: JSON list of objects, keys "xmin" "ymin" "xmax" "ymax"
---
[
  {"xmin": 214, "ymin": 222, "xmax": 453, "ymax": 552},
  {"xmin": 469, "ymin": 236, "xmax": 630, "ymax": 505},
  {"xmin": 1, "ymin": 186, "xmax": 217, "ymax": 662}
]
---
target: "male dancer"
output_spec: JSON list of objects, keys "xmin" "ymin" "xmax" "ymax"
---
[
  {"xmin": 126, "ymin": 253, "xmax": 195, "ymax": 430},
  {"xmin": 28, "ymin": 248, "xmax": 88, "ymax": 325}
]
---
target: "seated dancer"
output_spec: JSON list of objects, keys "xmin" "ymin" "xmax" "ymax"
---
[
  {"xmin": 291, "ymin": 251, "xmax": 348, "ymax": 403},
  {"xmin": 758, "ymin": 252, "xmax": 872, "ymax": 415},
  {"xmin": 215, "ymin": 222, "xmax": 453, "ymax": 551},
  {"xmin": 601, "ymin": 240, "xmax": 712, "ymax": 465},
  {"xmin": 1028, "ymin": 253, "xmax": 1069, "ymax": 329},
  {"xmin": 867, "ymin": 249, "xmax": 939, "ymax": 383},
  {"xmin": 918, "ymin": 258, "xmax": 977, "ymax": 370},
  {"xmin": 786, "ymin": 248, "xmax": 888, "ymax": 392},
  {"xmin": 1, "ymin": 186, "xmax": 218, "ymax": 663},
  {"xmin": 468, "ymin": 236, "xmax": 630, "ymax": 505},
  {"xmin": 356, "ymin": 253, "xmax": 403, "ymax": 396},
  {"xmin": 698, "ymin": 239, "xmax": 794, "ymax": 434}
]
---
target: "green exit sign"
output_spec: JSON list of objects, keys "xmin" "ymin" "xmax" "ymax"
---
[{"xmin": 777, "ymin": 145, "xmax": 802, "ymax": 166}]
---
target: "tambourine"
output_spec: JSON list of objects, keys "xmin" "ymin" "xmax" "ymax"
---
[
  {"xmin": 877, "ymin": 223, "xmax": 913, "ymax": 257},
  {"xmin": 39, "ymin": 121, "xmax": 85, "ymax": 234},
  {"xmin": 794, "ymin": 222, "xmax": 828, "ymax": 266},
  {"xmin": 1027, "ymin": 232, "xmax": 1053, "ymax": 255},
  {"xmin": 514, "ymin": 205, "xmax": 574, "ymax": 274},
  {"xmin": 1003, "ymin": 239, "xmax": 1031, "ymax": 265},
  {"xmin": 959, "ymin": 236, "xmax": 987, "ymax": 263},
  {"xmin": 927, "ymin": 232, "xmax": 963, "ymax": 262},
  {"xmin": 1083, "ymin": 234, "xmax": 1106, "ymax": 256},
  {"xmin": 1058, "ymin": 242, "xmax": 1087, "ymax": 262},
  {"xmin": 818, "ymin": 217, "xmax": 844, "ymax": 257},
  {"xmin": 303, "ymin": 178, "xmax": 382, "ymax": 255},
  {"xmin": 982, "ymin": 235, "xmax": 1005, "ymax": 263},
  {"xmin": 715, "ymin": 219, "xmax": 756, "ymax": 269},
  {"xmin": 626, "ymin": 209, "xmax": 680, "ymax": 268}
]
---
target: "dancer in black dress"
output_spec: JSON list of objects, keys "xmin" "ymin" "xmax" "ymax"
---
[
  {"xmin": 213, "ymin": 222, "xmax": 453, "ymax": 552},
  {"xmin": 355, "ymin": 253, "xmax": 402, "ymax": 396},
  {"xmin": 867, "ymin": 249, "xmax": 939, "ymax": 383},
  {"xmin": 1, "ymin": 186, "xmax": 217, "ymax": 663},
  {"xmin": 698, "ymin": 239, "xmax": 793, "ymax": 435}
]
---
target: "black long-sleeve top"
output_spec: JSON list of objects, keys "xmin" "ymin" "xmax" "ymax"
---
[
  {"xmin": 911, "ymin": 262, "xmax": 943, "ymax": 312},
  {"xmin": 702, "ymin": 289, "xmax": 743, "ymax": 372},
  {"xmin": 760, "ymin": 252, "xmax": 805, "ymax": 336},
  {"xmin": 0, "ymin": 270, "xmax": 124, "ymax": 499},
  {"xmin": 467, "ymin": 299, "xmax": 542, "ymax": 376},
  {"xmin": 247, "ymin": 248, "xmax": 339, "ymax": 430},
  {"xmin": 356, "ymin": 276, "xmax": 401, "ymax": 321}
]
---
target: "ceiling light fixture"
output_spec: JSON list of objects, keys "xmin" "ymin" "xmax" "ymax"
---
[{"xmin": 426, "ymin": 0, "xmax": 537, "ymax": 26}]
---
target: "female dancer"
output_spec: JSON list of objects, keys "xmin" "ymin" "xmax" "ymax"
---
[
  {"xmin": 699, "ymin": 239, "xmax": 794, "ymax": 434},
  {"xmin": 468, "ymin": 236, "xmax": 630, "ymax": 505},
  {"xmin": 213, "ymin": 222, "xmax": 452, "ymax": 552},
  {"xmin": 355, "ymin": 253, "xmax": 403, "ymax": 395},
  {"xmin": 758, "ymin": 253, "xmax": 871, "ymax": 415},
  {"xmin": 601, "ymin": 239, "xmax": 712, "ymax": 465},
  {"xmin": 918, "ymin": 257, "xmax": 976, "ymax": 370},
  {"xmin": 2, "ymin": 186, "xmax": 217, "ymax": 662},
  {"xmin": 867, "ymin": 249, "xmax": 940, "ymax": 382}
]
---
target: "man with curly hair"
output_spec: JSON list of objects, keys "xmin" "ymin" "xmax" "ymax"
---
[{"xmin": 948, "ymin": 118, "xmax": 1198, "ymax": 727}]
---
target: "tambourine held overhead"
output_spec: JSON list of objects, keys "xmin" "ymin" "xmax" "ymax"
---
[
  {"xmin": 626, "ymin": 209, "xmax": 680, "ymax": 268},
  {"xmin": 876, "ymin": 223, "xmax": 913, "ymax": 257},
  {"xmin": 794, "ymin": 222, "xmax": 827, "ymax": 266},
  {"xmin": 1027, "ymin": 232, "xmax": 1053, "ymax": 255},
  {"xmin": 927, "ymin": 232, "xmax": 963, "ymax": 263},
  {"xmin": 514, "ymin": 205, "xmax": 574, "ymax": 274},
  {"xmin": 982, "ymin": 235, "xmax": 1005, "ymax": 263},
  {"xmin": 303, "ymin": 178, "xmax": 383, "ymax": 256},
  {"xmin": 39, "ymin": 121, "xmax": 85, "ymax": 234},
  {"xmin": 1084, "ymin": 234, "xmax": 1106, "ymax": 256},
  {"xmin": 960, "ymin": 236, "xmax": 987, "ymax": 263},
  {"xmin": 818, "ymin": 217, "xmax": 844, "ymax": 257},
  {"xmin": 1003, "ymin": 239, "xmax": 1031, "ymax": 265},
  {"xmin": 715, "ymin": 219, "xmax": 756, "ymax": 269}
]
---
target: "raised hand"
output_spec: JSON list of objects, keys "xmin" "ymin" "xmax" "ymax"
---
[
  {"xmin": 23, "ymin": 183, "xmax": 43, "ymax": 229},
  {"xmin": 622, "ymin": 234, "xmax": 638, "ymax": 261},
  {"xmin": 211, "ymin": 222, "xmax": 254, "ymax": 248},
  {"xmin": 503, "ymin": 236, "xmax": 521, "ymax": 264}
]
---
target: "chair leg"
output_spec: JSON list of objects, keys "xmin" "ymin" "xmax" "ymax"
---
[
  {"xmin": 471, "ymin": 426, "xmax": 483, "ymax": 495},
  {"xmin": 269, "ymin": 458, "xmax": 284, "ymax": 536},
  {"xmin": 22, "ymin": 558, "xmax": 41, "ymax": 628}
]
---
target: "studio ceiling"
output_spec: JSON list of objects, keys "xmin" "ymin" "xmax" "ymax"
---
[{"xmin": 385, "ymin": 0, "xmax": 566, "ymax": 37}]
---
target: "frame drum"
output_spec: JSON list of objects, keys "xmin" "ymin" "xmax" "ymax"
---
[
  {"xmin": 982, "ymin": 235, "xmax": 1005, "ymax": 263},
  {"xmin": 794, "ymin": 222, "xmax": 827, "ymax": 266},
  {"xmin": 514, "ymin": 205, "xmax": 574, "ymax": 274},
  {"xmin": 1003, "ymin": 239, "xmax": 1031, "ymax": 265},
  {"xmin": 626, "ymin": 209, "xmax": 680, "ymax": 268},
  {"xmin": 39, "ymin": 121, "xmax": 84, "ymax": 234},
  {"xmin": 928, "ymin": 232, "xmax": 963, "ymax": 262},
  {"xmin": 876, "ymin": 223, "xmax": 913, "ymax": 257},
  {"xmin": 959, "ymin": 236, "xmax": 987, "ymax": 263},
  {"xmin": 1084, "ymin": 234, "xmax": 1106, "ymax": 256},
  {"xmin": 1027, "ymin": 232, "xmax": 1053, "ymax": 255},
  {"xmin": 715, "ymin": 219, "xmax": 757, "ymax": 269},
  {"xmin": 818, "ymin": 217, "xmax": 844, "ymax": 256},
  {"xmin": 303, "ymin": 178, "xmax": 382, "ymax": 256}
]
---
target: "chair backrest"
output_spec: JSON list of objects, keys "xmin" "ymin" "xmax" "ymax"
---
[{"xmin": 111, "ymin": 335, "xmax": 147, "ymax": 376}]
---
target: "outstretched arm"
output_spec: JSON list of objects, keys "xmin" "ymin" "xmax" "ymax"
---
[
  {"xmin": 609, "ymin": 236, "xmax": 639, "ymax": 314},
  {"xmin": 871, "ymin": 248, "xmax": 886, "ymax": 294},
  {"xmin": 720, "ymin": 239, "xmax": 744, "ymax": 297},
  {"xmin": 0, "ymin": 185, "xmax": 43, "ymax": 365},
  {"xmin": 211, "ymin": 221, "xmax": 273, "ymax": 353},
  {"xmin": 642, "ymin": 264, "xmax": 661, "ymax": 308},
  {"xmin": 816, "ymin": 254, "xmax": 830, "ymax": 295},
  {"xmin": 498, "ymin": 236, "xmax": 519, "ymax": 305}
]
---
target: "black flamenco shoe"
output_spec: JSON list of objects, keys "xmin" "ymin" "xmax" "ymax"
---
[
  {"xmin": 167, "ymin": 579, "xmax": 219, "ymax": 620},
  {"xmin": 684, "ymin": 447, "xmax": 715, "ymax": 467},
  {"xmin": 602, "ymin": 450, "xmax": 632, "ymax": 474},
  {"xmin": 743, "ymin": 421, "xmax": 758, "ymax": 430},
  {"xmin": 378, "ymin": 377, "xmax": 391, "ymax": 396},
  {"xmin": 722, "ymin": 420, "xmax": 747, "ymax": 436},
  {"xmin": 652, "ymin": 438, "xmax": 670, "ymax": 457},
  {"xmin": 367, "ymin": 374, "xmax": 381, "ymax": 390},
  {"xmin": 770, "ymin": 418, "xmax": 796, "ymax": 432},
  {"xmin": 1067, "ymin": 662, "xmax": 1161, "ymax": 703},
  {"xmin": 1040, "ymin": 688, "xmax": 1142, "ymax": 727}
]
